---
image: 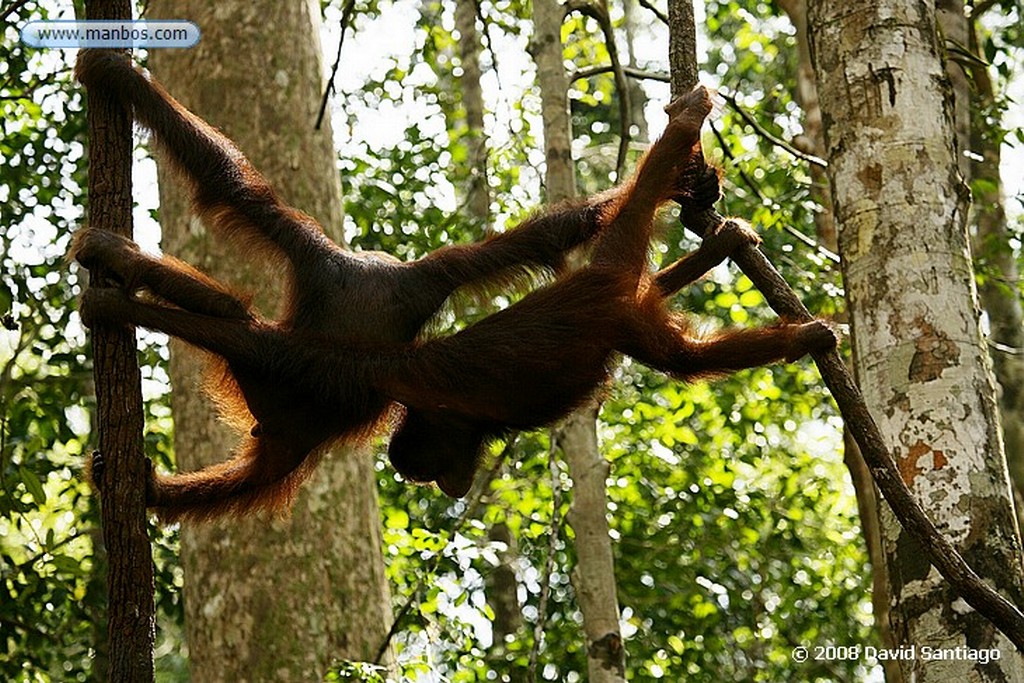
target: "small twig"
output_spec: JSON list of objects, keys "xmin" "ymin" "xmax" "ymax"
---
[
  {"xmin": 0, "ymin": 0, "xmax": 30, "ymax": 23},
  {"xmin": 710, "ymin": 122, "xmax": 765, "ymax": 202},
  {"xmin": 637, "ymin": 0, "xmax": 668, "ymax": 25},
  {"xmin": 970, "ymin": 0, "xmax": 1000, "ymax": 17},
  {"xmin": 710, "ymin": 123, "xmax": 840, "ymax": 264},
  {"xmin": 315, "ymin": 0, "xmax": 357, "ymax": 131},
  {"xmin": 472, "ymin": 0, "xmax": 507, "ymax": 98},
  {"xmin": 0, "ymin": 69, "xmax": 58, "ymax": 101},
  {"xmin": 990, "ymin": 340, "xmax": 1024, "ymax": 356},
  {"xmin": 720, "ymin": 92, "xmax": 828, "ymax": 168},
  {"xmin": 527, "ymin": 433, "xmax": 564, "ymax": 683}
]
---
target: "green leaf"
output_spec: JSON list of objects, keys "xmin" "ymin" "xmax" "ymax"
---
[{"xmin": 19, "ymin": 466, "xmax": 46, "ymax": 505}]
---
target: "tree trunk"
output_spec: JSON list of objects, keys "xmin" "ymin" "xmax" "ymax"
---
[
  {"xmin": 530, "ymin": 0, "xmax": 625, "ymax": 679},
  {"xmin": 80, "ymin": 1, "xmax": 155, "ymax": 680},
  {"xmin": 621, "ymin": 0, "xmax": 649, "ymax": 142},
  {"xmin": 455, "ymin": 0, "xmax": 491, "ymax": 232},
  {"xmin": 809, "ymin": 1, "xmax": 1024, "ymax": 678},
  {"xmin": 452, "ymin": 0, "xmax": 525, "ymax": 644},
  {"xmin": 966, "ymin": 13, "xmax": 1024, "ymax": 519},
  {"xmin": 776, "ymin": 3, "xmax": 898, "ymax": 679},
  {"xmin": 148, "ymin": 1, "xmax": 392, "ymax": 679}
]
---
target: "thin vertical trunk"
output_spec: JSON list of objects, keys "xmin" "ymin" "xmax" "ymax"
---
[
  {"xmin": 530, "ymin": 0, "xmax": 625, "ymax": 679},
  {"xmin": 149, "ymin": 1, "xmax": 393, "ymax": 679},
  {"xmin": 453, "ymin": 0, "xmax": 523, "ymax": 643},
  {"xmin": 622, "ymin": 0, "xmax": 649, "ymax": 142},
  {"xmin": 487, "ymin": 523, "xmax": 523, "ymax": 642},
  {"xmin": 809, "ymin": 1, "xmax": 1024, "ymax": 678},
  {"xmin": 80, "ymin": 0, "xmax": 155, "ymax": 679},
  {"xmin": 455, "ymin": 0, "xmax": 491, "ymax": 232},
  {"xmin": 966, "ymin": 15, "xmax": 1024, "ymax": 518}
]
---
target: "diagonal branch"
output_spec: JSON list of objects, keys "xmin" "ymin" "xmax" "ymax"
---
[
  {"xmin": 719, "ymin": 91, "xmax": 828, "ymax": 168},
  {"xmin": 682, "ymin": 206, "xmax": 1024, "ymax": 652},
  {"xmin": 636, "ymin": 0, "xmax": 668, "ymax": 25}
]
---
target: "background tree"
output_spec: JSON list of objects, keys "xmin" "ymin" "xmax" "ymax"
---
[
  {"xmin": 964, "ymin": 4, "xmax": 1024, "ymax": 508},
  {"xmin": 147, "ymin": 0, "xmax": 392, "ymax": 679},
  {"xmin": 809, "ymin": 0, "xmax": 1024, "ymax": 678}
]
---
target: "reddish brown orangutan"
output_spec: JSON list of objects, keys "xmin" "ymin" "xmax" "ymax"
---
[{"xmin": 74, "ymin": 49, "xmax": 835, "ymax": 523}]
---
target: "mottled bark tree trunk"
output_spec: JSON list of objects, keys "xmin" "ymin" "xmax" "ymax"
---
[
  {"xmin": 148, "ymin": 1, "xmax": 392, "ymax": 680},
  {"xmin": 530, "ymin": 0, "xmax": 625, "ymax": 679},
  {"xmin": 809, "ymin": 1, "xmax": 1024, "ymax": 679},
  {"xmin": 776, "ymin": 3, "xmax": 897, "ymax": 679}
]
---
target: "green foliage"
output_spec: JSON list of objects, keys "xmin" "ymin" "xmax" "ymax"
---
[
  {"xmin": 1, "ymin": 6, "xmax": 100, "ymax": 679},
  {"xmin": 326, "ymin": 660, "xmax": 391, "ymax": 682}
]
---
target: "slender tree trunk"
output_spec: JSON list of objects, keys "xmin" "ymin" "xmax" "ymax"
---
[
  {"xmin": 79, "ymin": 0, "xmax": 155, "ymax": 679},
  {"xmin": 452, "ymin": 0, "xmax": 525, "ymax": 644},
  {"xmin": 455, "ymin": 0, "xmax": 491, "ymax": 232},
  {"xmin": 775, "ymin": 0, "xmax": 834, "ymax": 245},
  {"xmin": 621, "ymin": 0, "xmax": 649, "ymax": 142},
  {"xmin": 148, "ymin": 1, "xmax": 392, "ymax": 679},
  {"xmin": 560, "ymin": 411, "xmax": 625, "ymax": 680},
  {"xmin": 940, "ymin": 0, "xmax": 1024, "ymax": 533},
  {"xmin": 966, "ymin": 14, "xmax": 1024, "ymax": 518},
  {"xmin": 809, "ymin": 1, "xmax": 1024, "ymax": 678},
  {"xmin": 530, "ymin": 0, "xmax": 625, "ymax": 679}
]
